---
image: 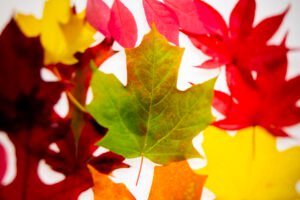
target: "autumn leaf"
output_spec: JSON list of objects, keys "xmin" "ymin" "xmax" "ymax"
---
[
  {"xmin": 149, "ymin": 160, "xmax": 206, "ymax": 200},
  {"xmin": 0, "ymin": 144, "xmax": 6, "ymax": 184},
  {"xmin": 86, "ymin": 0, "xmax": 138, "ymax": 48},
  {"xmin": 164, "ymin": 0, "xmax": 205, "ymax": 35},
  {"xmin": 143, "ymin": 0, "xmax": 179, "ymax": 45},
  {"xmin": 44, "ymin": 114, "xmax": 130, "ymax": 200},
  {"xmin": 197, "ymin": 126, "xmax": 300, "ymax": 199},
  {"xmin": 87, "ymin": 27, "xmax": 215, "ymax": 164},
  {"xmin": 86, "ymin": 0, "xmax": 111, "ymax": 38},
  {"xmin": 88, "ymin": 165, "xmax": 135, "ymax": 200},
  {"xmin": 229, "ymin": 0, "xmax": 256, "ymax": 40},
  {"xmin": 213, "ymin": 64, "xmax": 300, "ymax": 137},
  {"xmin": 108, "ymin": 0, "xmax": 137, "ymax": 48},
  {"xmin": 186, "ymin": 0, "xmax": 289, "ymax": 81},
  {"xmin": 0, "ymin": 20, "xmax": 63, "ymax": 132},
  {"xmin": 49, "ymin": 38, "xmax": 116, "ymax": 142},
  {"xmin": 0, "ymin": 20, "xmax": 77, "ymax": 199},
  {"xmin": 193, "ymin": 0, "xmax": 228, "ymax": 37},
  {"xmin": 15, "ymin": 0, "xmax": 95, "ymax": 65},
  {"xmin": 0, "ymin": 20, "xmax": 127, "ymax": 200}
]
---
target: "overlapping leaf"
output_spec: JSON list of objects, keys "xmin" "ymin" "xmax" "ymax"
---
[
  {"xmin": 186, "ymin": 0, "xmax": 289, "ymax": 82},
  {"xmin": 0, "ymin": 19, "xmax": 130, "ymax": 200},
  {"xmin": 88, "ymin": 27, "xmax": 215, "ymax": 164},
  {"xmin": 15, "ymin": 0, "xmax": 95, "ymax": 64},
  {"xmin": 198, "ymin": 126, "xmax": 300, "ymax": 199},
  {"xmin": 143, "ymin": 0, "xmax": 179, "ymax": 45},
  {"xmin": 0, "ymin": 20, "xmax": 63, "ymax": 132},
  {"xmin": 213, "ymin": 63, "xmax": 300, "ymax": 136},
  {"xmin": 86, "ymin": 0, "xmax": 137, "ymax": 48},
  {"xmin": 149, "ymin": 160, "xmax": 206, "ymax": 200},
  {"xmin": 89, "ymin": 166, "xmax": 135, "ymax": 200}
]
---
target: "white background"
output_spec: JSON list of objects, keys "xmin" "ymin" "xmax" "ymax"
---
[{"xmin": 0, "ymin": 0, "xmax": 300, "ymax": 199}]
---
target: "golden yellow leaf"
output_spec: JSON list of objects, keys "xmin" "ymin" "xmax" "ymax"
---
[
  {"xmin": 15, "ymin": 0, "xmax": 95, "ymax": 65},
  {"xmin": 149, "ymin": 160, "xmax": 207, "ymax": 200},
  {"xmin": 88, "ymin": 166, "xmax": 135, "ymax": 200},
  {"xmin": 198, "ymin": 126, "xmax": 300, "ymax": 200}
]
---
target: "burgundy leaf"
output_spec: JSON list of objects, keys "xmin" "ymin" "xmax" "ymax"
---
[
  {"xmin": 143, "ymin": 0, "xmax": 179, "ymax": 44},
  {"xmin": 0, "ymin": 20, "xmax": 128, "ymax": 200},
  {"xmin": 89, "ymin": 151, "xmax": 129, "ymax": 175},
  {"xmin": 0, "ymin": 20, "xmax": 64, "ymax": 132}
]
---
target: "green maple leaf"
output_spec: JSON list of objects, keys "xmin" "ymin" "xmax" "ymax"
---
[{"xmin": 87, "ymin": 27, "xmax": 215, "ymax": 164}]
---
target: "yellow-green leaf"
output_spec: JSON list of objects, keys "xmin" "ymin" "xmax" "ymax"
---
[
  {"xmin": 198, "ymin": 126, "xmax": 300, "ymax": 200},
  {"xmin": 87, "ymin": 27, "xmax": 215, "ymax": 164},
  {"xmin": 15, "ymin": 0, "xmax": 95, "ymax": 65}
]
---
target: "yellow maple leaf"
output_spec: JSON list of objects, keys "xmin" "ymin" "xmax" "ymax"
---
[
  {"xmin": 15, "ymin": 0, "xmax": 95, "ymax": 65},
  {"xmin": 198, "ymin": 126, "xmax": 300, "ymax": 200}
]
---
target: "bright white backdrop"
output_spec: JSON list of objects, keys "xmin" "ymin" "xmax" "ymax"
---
[{"xmin": 0, "ymin": 0, "xmax": 300, "ymax": 199}]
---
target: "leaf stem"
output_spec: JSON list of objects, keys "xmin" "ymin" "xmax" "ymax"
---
[
  {"xmin": 52, "ymin": 67, "xmax": 87, "ymax": 113},
  {"xmin": 67, "ymin": 92, "xmax": 87, "ymax": 113},
  {"xmin": 136, "ymin": 154, "xmax": 144, "ymax": 186}
]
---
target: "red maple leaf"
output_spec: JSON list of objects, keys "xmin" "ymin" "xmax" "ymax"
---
[
  {"xmin": 213, "ymin": 63, "xmax": 300, "ymax": 137},
  {"xmin": 185, "ymin": 0, "xmax": 289, "ymax": 82}
]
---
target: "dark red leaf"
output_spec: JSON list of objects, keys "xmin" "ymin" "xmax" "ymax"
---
[
  {"xmin": 143, "ymin": 0, "xmax": 179, "ymax": 44},
  {"xmin": 0, "ymin": 20, "xmax": 128, "ymax": 200},
  {"xmin": 89, "ymin": 151, "xmax": 129, "ymax": 175},
  {"xmin": 108, "ymin": 0, "xmax": 137, "ymax": 47},
  {"xmin": 0, "ymin": 20, "xmax": 64, "ymax": 132}
]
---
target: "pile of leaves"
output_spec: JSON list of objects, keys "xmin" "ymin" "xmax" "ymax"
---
[{"xmin": 0, "ymin": 0, "xmax": 299, "ymax": 199}]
